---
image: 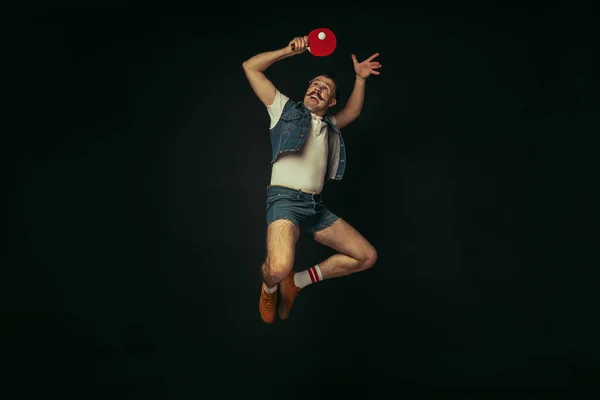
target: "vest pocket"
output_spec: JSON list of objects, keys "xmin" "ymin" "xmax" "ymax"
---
[
  {"xmin": 279, "ymin": 113, "xmax": 303, "ymax": 137},
  {"xmin": 280, "ymin": 112, "xmax": 302, "ymax": 122}
]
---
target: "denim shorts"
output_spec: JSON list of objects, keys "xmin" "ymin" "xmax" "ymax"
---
[{"xmin": 266, "ymin": 185, "xmax": 339, "ymax": 235}]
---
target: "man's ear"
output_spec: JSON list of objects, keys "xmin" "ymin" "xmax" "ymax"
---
[{"xmin": 328, "ymin": 98, "xmax": 337, "ymax": 108}]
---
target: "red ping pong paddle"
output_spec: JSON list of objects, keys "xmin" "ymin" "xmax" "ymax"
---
[{"xmin": 291, "ymin": 28, "xmax": 337, "ymax": 57}]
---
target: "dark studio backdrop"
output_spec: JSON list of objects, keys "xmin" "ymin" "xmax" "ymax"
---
[{"xmin": 5, "ymin": 4, "xmax": 599, "ymax": 399}]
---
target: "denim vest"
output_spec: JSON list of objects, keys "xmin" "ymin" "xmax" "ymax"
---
[{"xmin": 269, "ymin": 99, "xmax": 346, "ymax": 181}]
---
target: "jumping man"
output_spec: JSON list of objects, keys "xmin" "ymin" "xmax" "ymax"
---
[{"xmin": 242, "ymin": 34, "xmax": 381, "ymax": 323}]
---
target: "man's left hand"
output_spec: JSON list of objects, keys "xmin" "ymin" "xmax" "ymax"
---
[{"xmin": 352, "ymin": 53, "xmax": 381, "ymax": 80}]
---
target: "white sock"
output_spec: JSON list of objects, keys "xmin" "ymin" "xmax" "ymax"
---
[
  {"xmin": 293, "ymin": 265, "xmax": 323, "ymax": 289},
  {"xmin": 263, "ymin": 283, "xmax": 277, "ymax": 294}
]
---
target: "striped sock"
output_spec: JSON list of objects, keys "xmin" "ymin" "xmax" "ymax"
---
[{"xmin": 293, "ymin": 265, "xmax": 323, "ymax": 289}]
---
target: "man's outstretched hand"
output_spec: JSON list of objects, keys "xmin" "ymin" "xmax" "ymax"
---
[{"xmin": 352, "ymin": 53, "xmax": 381, "ymax": 80}]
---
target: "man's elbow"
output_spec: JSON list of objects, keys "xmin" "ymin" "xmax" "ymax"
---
[
  {"xmin": 243, "ymin": 61, "xmax": 259, "ymax": 76},
  {"xmin": 242, "ymin": 61, "xmax": 256, "ymax": 78}
]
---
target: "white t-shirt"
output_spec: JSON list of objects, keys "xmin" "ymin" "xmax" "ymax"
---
[{"xmin": 267, "ymin": 89, "xmax": 336, "ymax": 194}]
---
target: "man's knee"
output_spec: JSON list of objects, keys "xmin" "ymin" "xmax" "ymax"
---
[
  {"xmin": 361, "ymin": 246, "xmax": 378, "ymax": 270},
  {"xmin": 265, "ymin": 257, "xmax": 293, "ymax": 283}
]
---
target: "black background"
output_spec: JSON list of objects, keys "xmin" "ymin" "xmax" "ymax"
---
[{"xmin": 5, "ymin": 4, "xmax": 599, "ymax": 399}]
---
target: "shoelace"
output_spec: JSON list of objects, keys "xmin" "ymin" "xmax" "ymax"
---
[{"xmin": 262, "ymin": 291, "xmax": 275, "ymax": 312}]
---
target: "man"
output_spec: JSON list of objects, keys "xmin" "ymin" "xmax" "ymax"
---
[{"xmin": 242, "ymin": 35, "xmax": 381, "ymax": 324}]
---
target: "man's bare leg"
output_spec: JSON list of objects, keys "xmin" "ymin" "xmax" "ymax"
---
[
  {"xmin": 262, "ymin": 219, "xmax": 300, "ymax": 286},
  {"xmin": 313, "ymin": 218, "xmax": 377, "ymax": 278},
  {"xmin": 259, "ymin": 219, "xmax": 299, "ymax": 323},
  {"xmin": 278, "ymin": 218, "xmax": 377, "ymax": 319}
]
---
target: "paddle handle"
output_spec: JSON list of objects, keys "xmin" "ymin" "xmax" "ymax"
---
[{"xmin": 290, "ymin": 42, "xmax": 310, "ymax": 51}]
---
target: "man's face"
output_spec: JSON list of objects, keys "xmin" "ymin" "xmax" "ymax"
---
[{"xmin": 303, "ymin": 76, "xmax": 337, "ymax": 113}]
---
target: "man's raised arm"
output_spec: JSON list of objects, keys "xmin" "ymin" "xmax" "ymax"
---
[
  {"xmin": 333, "ymin": 53, "xmax": 381, "ymax": 130},
  {"xmin": 242, "ymin": 36, "xmax": 308, "ymax": 106}
]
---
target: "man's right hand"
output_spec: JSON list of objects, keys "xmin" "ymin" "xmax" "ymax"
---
[{"xmin": 288, "ymin": 36, "xmax": 309, "ymax": 55}]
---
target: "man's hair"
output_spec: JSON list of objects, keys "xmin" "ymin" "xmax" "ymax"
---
[{"xmin": 309, "ymin": 73, "xmax": 340, "ymax": 99}]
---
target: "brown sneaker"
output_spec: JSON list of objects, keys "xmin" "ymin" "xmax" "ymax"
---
[
  {"xmin": 278, "ymin": 271, "xmax": 301, "ymax": 320},
  {"xmin": 259, "ymin": 284, "xmax": 277, "ymax": 324}
]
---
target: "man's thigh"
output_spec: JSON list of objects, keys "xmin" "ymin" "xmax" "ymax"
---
[
  {"xmin": 266, "ymin": 219, "xmax": 300, "ymax": 267},
  {"xmin": 313, "ymin": 217, "xmax": 376, "ymax": 261}
]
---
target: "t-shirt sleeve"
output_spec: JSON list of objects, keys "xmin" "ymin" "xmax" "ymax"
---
[
  {"xmin": 329, "ymin": 114, "xmax": 337, "ymax": 126},
  {"xmin": 266, "ymin": 89, "xmax": 290, "ymax": 130}
]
